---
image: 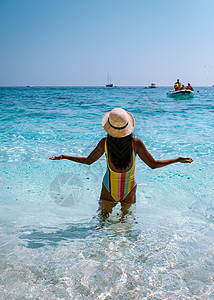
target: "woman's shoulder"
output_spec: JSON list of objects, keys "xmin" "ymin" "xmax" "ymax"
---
[
  {"xmin": 97, "ymin": 138, "xmax": 106, "ymax": 151},
  {"xmin": 133, "ymin": 137, "xmax": 140, "ymax": 142},
  {"xmin": 133, "ymin": 138, "xmax": 145, "ymax": 152},
  {"xmin": 133, "ymin": 137, "xmax": 145, "ymax": 143},
  {"xmin": 132, "ymin": 138, "xmax": 138, "ymax": 152},
  {"xmin": 100, "ymin": 137, "xmax": 106, "ymax": 143},
  {"xmin": 133, "ymin": 137, "xmax": 142, "ymax": 145}
]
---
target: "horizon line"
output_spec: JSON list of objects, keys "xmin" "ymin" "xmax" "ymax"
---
[{"xmin": 0, "ymin": 85, "xmax": 213, "ymax": 88}]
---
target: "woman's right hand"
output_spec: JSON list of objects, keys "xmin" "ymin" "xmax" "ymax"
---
[{"xmin": 49, "ymin": 155, "xmax": 64, "ymax": 160}]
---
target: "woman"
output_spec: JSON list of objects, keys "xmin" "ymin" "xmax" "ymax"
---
[{"xmin": 50, "ymin": 108, "xmax": 193, "ymax": 221}]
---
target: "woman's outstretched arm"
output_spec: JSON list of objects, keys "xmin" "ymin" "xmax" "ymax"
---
[
  {"xmin": 135, "ymin": 138, "xmax": 193, "ymax": 169},
  {"xmin": 49, "ymin": 138, "xmax": 105, "ymax": 165}
]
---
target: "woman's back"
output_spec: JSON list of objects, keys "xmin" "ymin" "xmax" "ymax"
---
[
  {"xmin": 103, "ymin": 136, "xmax": 137, "ymax": 202},
  {"xmin": 106, "ymin": 134, "xmax": 134, "ymax": 172}
]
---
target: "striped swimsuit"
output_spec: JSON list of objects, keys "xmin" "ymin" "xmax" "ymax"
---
[{"xmin": 103, "ymin": 139, "xmax": 137, "ymax": 202}]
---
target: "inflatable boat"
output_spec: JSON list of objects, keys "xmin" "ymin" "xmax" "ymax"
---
[{"xmin": 167, "ymin": 90, "xmax": 194, "ymax": 99}]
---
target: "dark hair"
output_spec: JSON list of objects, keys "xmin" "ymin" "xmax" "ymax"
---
[{"xmin": 107, "ymin": 134, "xmax": 133, "ymax": 170}]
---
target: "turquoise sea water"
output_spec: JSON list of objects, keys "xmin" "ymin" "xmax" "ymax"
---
[{"xmin": 0, "ymin": 86, "xmax": 214, "ymax": 299}]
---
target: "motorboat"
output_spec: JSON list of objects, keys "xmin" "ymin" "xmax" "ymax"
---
[
  {"xmin": 149, "ymin": 82, "xmax": 157, "ymax": 88},
  {"xmin": 167, "ymin": 89, "xmax": 194, "ymax": 99}
]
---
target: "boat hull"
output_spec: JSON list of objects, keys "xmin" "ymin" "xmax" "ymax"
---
[
  {"xmin": 167, "ymin": 90, "xmax": 194, "ymax": 99},
  {"xmin": 149, "ymin": 82, "xmax": 157, "ymax": 88}
]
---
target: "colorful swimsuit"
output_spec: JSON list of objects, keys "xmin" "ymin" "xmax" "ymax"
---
[{"xmin": 103, "ymin": 139, "xmax": 137, "ymax": 202}]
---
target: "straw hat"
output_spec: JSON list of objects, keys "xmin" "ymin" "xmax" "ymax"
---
[{"xmin": 102, "ymin": 108, "xmax": 135, "ymax": 138}]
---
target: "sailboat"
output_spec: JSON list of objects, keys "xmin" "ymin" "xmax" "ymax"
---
[{"xmin": 106, "ymin": 74, "xmax": 113, "ymax": 87}]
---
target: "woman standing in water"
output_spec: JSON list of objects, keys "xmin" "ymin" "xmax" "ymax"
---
[{"xmin": 50, "ymin": 108, "xmax": 193, "ymax": 222}]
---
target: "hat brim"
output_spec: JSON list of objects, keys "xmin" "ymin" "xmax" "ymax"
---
[{"xmin": 102, "ymin": 111, "xmax": 135, "ymax": 138}]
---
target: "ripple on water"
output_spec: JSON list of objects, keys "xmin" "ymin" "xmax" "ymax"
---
[{"xmin": 0, "ymin": 86, "xmax": 214, "ymax": 298}]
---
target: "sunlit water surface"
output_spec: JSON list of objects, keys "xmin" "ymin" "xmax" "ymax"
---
[{"xmin": 0, "ymin": 86, "xmax": 214, "ymax": 299}]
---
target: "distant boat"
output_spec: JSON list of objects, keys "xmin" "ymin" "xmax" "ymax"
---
[
  {"xmin": 106, "ymin": 74, "xmax": 113, "ymax": 87},
  {"xmin": 167, "ymin": 90, "xmax": 194, "ymax": 99},
  {"xmin": 149, "ymin": 82, "xmax": 157, "ymax": 88},
  {"xmin": 26, "ymin": 85, "xmax": 32, "ymax": 88}
]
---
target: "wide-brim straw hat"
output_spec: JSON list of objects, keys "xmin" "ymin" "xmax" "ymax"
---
[{"xmin": 102, "ymin": 108, "xmax": 135, "ymax": 138}]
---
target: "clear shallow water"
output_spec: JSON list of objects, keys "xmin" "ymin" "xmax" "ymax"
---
[{"xmin": 0, "ymin": 86, "xmax": 214, "ymax": 299}]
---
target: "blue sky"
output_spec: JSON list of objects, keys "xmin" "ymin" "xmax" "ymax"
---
[{"xmin": 0, "ymin": 0, "xmax": 214, "ymax": 86}]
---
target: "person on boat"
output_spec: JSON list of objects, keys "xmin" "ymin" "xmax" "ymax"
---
[
  {"xmin": 49, "ymin": 108, "xmax": 193, "ymax": 223},
  {"xmin": 174, "ymin": 79, "xmax": 181, "ymax": 91},
  {"xmin": 180, "ymin": 85, "xmax": 186, "ymax": 90},
  {"xmin": 186, "ymin": 83, "xmax": 193, "ymax": 90}
]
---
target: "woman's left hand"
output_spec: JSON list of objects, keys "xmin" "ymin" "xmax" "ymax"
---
[
  {"xmin": 178, "ymin": 157, "xmax": 193, "ymax": 163},
  {"xmin": 49, "ymin": 155, "xmax": 63, "ymax": 160}
]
